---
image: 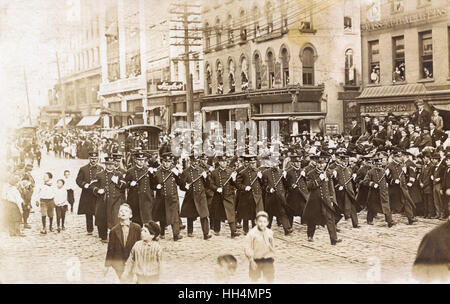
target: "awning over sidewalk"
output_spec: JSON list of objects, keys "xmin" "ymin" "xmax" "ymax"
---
[
  {"xmin": 357, "ymin": 84, "xmax": 427, "ymax": 100},
  {"xmin": 55, "ymin": 117, "xmax": 73, "ymax": 127},
  {"xmin": 76, "ymin": 116, "xmax": 101, "ymax": 127},
  {"xmin": 201, "ymin": 104, "xmax": 251, "ymax": 112},
  {"xmin": 429, "ymin": 101, "xmax": 450, "ymax": 112}
]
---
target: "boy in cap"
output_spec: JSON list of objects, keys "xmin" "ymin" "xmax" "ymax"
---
[{"xmin": 244, "ymin": 211, "xmax": 275, "ymax": 283}]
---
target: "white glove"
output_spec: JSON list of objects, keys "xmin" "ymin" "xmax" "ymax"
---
[
  {"xmin": 257, "ymin": 171, "xmax": 262, "ymax": 179},
  {"xmin": 301, "ymin": 171, "xmax": 306, "ymax": 177},
  {"xmin": 231, "ymin": 171, "xmax": 237, "ymax": 181},
  {"xmin": 319, "ymin": 173, "xmax": 326, "ymax": 181},
  {"xmin": 97, "ymin": 189, "xmax": 105, "ymax": 194},
  {"xmin": 269, "ymin": 188, "xmax": 275, "ymax": 193},
  {"xmin": 111, "ymin": 176, "xmax": 119, "ymax": 184},
  {"xmin": 171, "ymin": 168, "xmax": 179, "ymax": 176},
  {"xmin": 435, "ymin": 178, "xmax": 440, "ymax": 182},
  {"xmin": 185, "ymin": 183, "xmax": 190, "ymax": 190},
  {"xmin": 338, "ymin": 186, "xmax": 344, "ymax": 191},
  {"xmin": 407, "ymin": 183, "xmax": 412, "ymax": 187},
  {"xmin": 385, "ymin": 169, "xmax": 390, "ymax": 176},
  {"xmin": 402, "ymin": 167, "xmax": 407, "ymax": 174},
  {"xmin": 202, "ymin": 171, "xmax": 207, "ymax": 179},
  {"xmin": 333, "ymin": 170, "xmax": 337, "ymax": 178},
  {"xmin": 245, "ymin": 186, "xmax": 251, "ymax": 191},
  {"xmin": 374, "ymin": 183, "xmax": 379, "ymax": 189},
  {"xmin": 209, "ymin": 166, "xmax": 214, "ymax": 172},
  {"xmin": 282, "ymin": 170, "xmax": 287, "ymax": 178},
  {"xmin": 130, "ymin": 181, "xmax": 137, "ymax": 187},
  {"xmin": 156, "ymin": 184, "xmax": 162, "ymax": 190},
  {"xmin": 148, "ymin": 167, "xmax": 155, "ymax": 174},
  {"xmin": 292, "ymin": 184, "xmax": 297, "ymax": 189},
  {"xmin": 352, "ymin": 173, "xmax": 357, "ymax": 179},
  {"xmin": 431, "ymin": 176, "xmax": 434, "ymax": 181},
  {"xmin": 84, "ymin": 184, "xmax": 89, "ymax": 189},
  {"xmin": 217, "ymin": 187, "xmax": 223, "ymax": 193},
  {"xmin": 395, "ymin": 179, "xmax": 400, "ymax": 184}
]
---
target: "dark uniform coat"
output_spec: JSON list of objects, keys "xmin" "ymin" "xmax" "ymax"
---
[
  {"xmin": 333, "ymin": 164, "xmax": 361, "ymax": 216},
  {"xmin": 208, "ymin": 167, "xmax": 236, "ymax": 223},
  {"xmin": 151, "ymin": 167, "xmax": 181, "ymax": 226},
  {"xmin": 355, "ymin": 163, "xmax": 371, "ymax": 209},
  {"xmin": 91, "ymin": 169, "xmax": 126, "ymax": 229},
  {"xmin": 179, "ymin": 165, "xmax": 209, "ymax": 219},
  {"xmin": 262, "ymin": 167, "xmax": 289, "ymax": 218},
  {"xmin": 235, "ymin": 166, "xmax": 264, "ymax": 220},
  {"xmin": 362, "ymin": 166, "xmax": 391, "ymax": 215},
  {"xmin": 302, "ymin": 167, "xmax": 341, "ymax": 226},
  {"xmin": 387, "ymin": 160, "xmax": 416, "ymax": 215},
  {"xmin": 76, "ymin": 164, "xmax": 104, "ymax": 215},
  {"xmin": 125, "ymin": 165, "xmax": 154, "ymax": 225},
  {"xmin": 285, "ymin": 167, "xmax": 309, "ymax": 216}
]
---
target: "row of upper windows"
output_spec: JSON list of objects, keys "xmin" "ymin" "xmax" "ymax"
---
[
  {"xmin": 368, "ymin": 28, "xmax": 450, "ymax": 84},
  {"xmin": 204, "ymin": 45, "xmax": 357, "ymax": 95},
  {"xmin": 365, "ymin": 0, "xmax": 434, "ymax": 22}
]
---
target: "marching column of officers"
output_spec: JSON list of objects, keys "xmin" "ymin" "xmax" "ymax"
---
[{"xmin": 76, "ymin": 147, "xmax": 450, "ymax": 246}]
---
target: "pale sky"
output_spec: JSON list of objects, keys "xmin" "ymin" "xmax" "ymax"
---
[{"xmin": 0, "ymin": 0, "xmax": 70, "ymax": 127}]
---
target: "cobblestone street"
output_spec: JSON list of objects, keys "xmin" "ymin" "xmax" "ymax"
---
[{"xmin": 0, "ymin": 154, "xmax": 441, "ymax": 284}]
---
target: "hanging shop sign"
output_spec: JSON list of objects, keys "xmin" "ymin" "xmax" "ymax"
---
[{"xmin": 156, "ymin": 81, "xmax": 184, "ymax": 91}]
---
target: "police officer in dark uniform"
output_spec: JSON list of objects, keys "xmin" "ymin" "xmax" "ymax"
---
[{"xmin": 285, "ymin": 154, "xmax": 309, "ymax": 227}]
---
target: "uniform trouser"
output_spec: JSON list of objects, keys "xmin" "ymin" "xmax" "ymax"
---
[
  {"xmin": 97, "ymin": 223, "xmax": 108, "ymax": 240},
  {"xmin": 367, "ymin": 210, "xmax": 393, "ymax": 224},
  {"xmin": 85, "ymin": 214, "xmax": 94, "ymax": 233},
  {"xmin": 214, "ymin": 220, "xmax": 237, "ymax": 235},
  {"xmin": 160, "ymin": 219, "xmax": 180, "ymax": 238},
  {"xmin": 400, "ymin": 194, "xmax": 415, "ymax": 219},
  {"xmin": 423, "ymin": 193, "xmax": 435, "ymax": 217},
  {"xmin": 67, "ymin": 190, "xmax": 75, "ymax": 212},
  {"xmin": 187, "ymin": 217, "xmax": 209, "ymax": 236},
  {"xmin": 432, "ymin": 184, "xmax": 443, "ymax": 216},
  {"xmin": 307, "ymin": 212, "xmax": 338, "ymax": 243},
  {"xmin": 243, "ymin": 220, "xmax": 255, "ymax": 233},
  {"xmin": 268, "ymin": 212, "xmax": 291, "ymax": 231}
]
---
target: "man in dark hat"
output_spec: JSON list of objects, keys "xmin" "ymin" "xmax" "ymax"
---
[
  {"xmin": 179, "ymin": 154, "xmax": 212, "ymax": 240},
  {"xmin": 91, "ymin": 155, "xmax": 127, "ymax": 242},
  {"xmin": 151, "ymin": 152, "xmax": 183, "ymax": 241},
  {"xmin": 349, "ymin": 118, "xmax": 361, "ymax": 144},
  {"xmin": 412, "ymin": 99, "xmax": 431, "ymax": 129},
  {"xmin": 431, "ymin": 151, "xmax": 447, "ymax": 220},
  {"xmin": 113, "ymin": 153, "xmax": 127, "ymax": 178},
  {"xmin": 387, "ymin": 151, "xmax": 417, "ymax": 224},
  {"xmin": 420, "ymin": 151, "xmax": 435, "ymax": 218},
  {"xmin": 332, "ymin": 154, "xmax": 361, "ymax": 228},
  {"xmin": 208, "ymin": 155, "xmax": 240, "ymax": 238},
  {"xmin": 199, "ymin": 153, "xmax": 216, "ymax": 231},
  {"xmin": 261, "ymin": 155, "xmax": 293, "ymax": 236},
  {"xmin": 76, "ymin": 151, "xmax": 104, "ymax": 235},
  {"xmin": 302, "ymin": 154, "xmax": 342, "ymax": 245},
  {"xmin": 285, "ymin": 154, "xmax": 309, "ymax": 227},
  {"xmin": 125, "ymin": 152, "xmax": 154, "ymax": 226},
  {"xmin": 235, "ymin": 155, "xmax": 265, "ymax": 235},
  {"xmin": 362, "ymin": 153, "xmax": 395, "ymax": 227}
]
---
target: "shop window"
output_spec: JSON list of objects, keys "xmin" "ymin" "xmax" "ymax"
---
[
  {"xmin": 368, "ymin": 40, "xmax": 380, "ymax": 84},
  {"xmin": 281, "ymin": 48, "xmax": 290, "ymax": 87},
  {"xmin": 239, "ymin": 9, "xmax": 247, "ymax": 41},
  {"xmin": 392, "ymin": 36, "xmax": 405, "ymax": 83},
  {"xmin": 267, "ymin": 51, "xmax": 275, "ymax": 88},
  {"xmin": 217, "ymin": 61, "xmax": 224, "ymax": 94},
  {"xmin": 344, "ymin": 16, "xmax": 352, "ymax": 32},
  {"xmin": 204, "ymin": 22, "xmax": 211, "ymax": 50},
  {"xmin": 240, "ymin": 56, "xmax": 249, "ymax": 91},
  {"xmin": 206, "ymin": 64, "xmax": 212, "ymax": 95},
  {"xmin": 345, "ymin": 49, "xmax": 355, "ymax": 86},
  {"xmin": 265, "ymin": 1, "xmax": 274, "ymax": 34},
  {"xmin": 419, "ymin": 31, "xmax": 433, "ymax": 79},
  {"xmin": 254, "ymin": 53, "xmax": 262, "ymax": 89},
  {"xmin": 391, "ymin": 0, "xmax": 404, "ymax": 13},
  {"xmin": 302, "ymin": 47, "xmax": 315, "ymax": 85},
  {"xmin": 228, "ymin": 60, "xmax": 235, "ymax": 93}
]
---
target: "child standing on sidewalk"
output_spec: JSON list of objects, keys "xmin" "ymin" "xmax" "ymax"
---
[
  {"xmin": 34, "ymin": 172, "xmax": 55, "ymax": 234},
  {"xmin": 122, "ymin": 221, "xmax": 163, "ymax": 284},
  {"xmin": 244, "ymin": 211, "xmax": 276, "ymax": 283},
  {"xmin": 54, "ymin": 179, "xmax": 69, "ymax": 232},
  {"xmin": 63, "ymin": 170, "xmax": 75, "ymax": 213}
]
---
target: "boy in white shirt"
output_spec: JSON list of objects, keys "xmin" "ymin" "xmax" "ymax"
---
[
  {"xmin": 34, "ymin": 172, "xmax": 55, "ymax": 234},
  {"xmin": 54, "ymin": 179, "xmax": 70, "ymax": 232}
]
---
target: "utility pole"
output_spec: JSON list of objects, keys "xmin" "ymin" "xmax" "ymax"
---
[
  {"xmin": 55, "ymin": 51, "xmax": 67, "ymax": 129},
  {"xmin": 169, "ymin": 1, "xmax": 202, "ymax": 125},
  {"xmin": 23, "ymin": 68, "xmax": 32, "ymax": 125}
]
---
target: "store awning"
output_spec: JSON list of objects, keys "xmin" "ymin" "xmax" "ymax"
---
[
  {"xmin": 428, "ymin": 101, "xmax": 450, "ymax": 112},
  {"xmin": 202, "ymin": 104, "xmax": 251, "ymax": 112},
  {"xmin": 55, "ymin": 117, "xmax": 72, "ymax": 127},
  {"xmin": 357, "ymin": 84, "xmax": 427, "ymax": 100},
  {"xmin": 77, "ymin": 116, "xmax": 101, "ymax": 127},
  {"xmin": 172, "ymin": 112, "xmax": 187, "ymax": 117},
  {"xmin": 147, "ymin": 105, "xmax": 164, "ymax": 111}
]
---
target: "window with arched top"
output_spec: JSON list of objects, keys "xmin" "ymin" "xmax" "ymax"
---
[
  {"xmin": 228, "ymin": 59, "xmax": 235, "ymax": 93},
  {"xmin": 227, "ymin": 14, "xmax": 233, "ymax": 44},
  {"xmin": 254, "ymin": 53, "xmax": 262, "ymax": 89},
  {"xmin": 280, "ymin": 0, "xmax": 288, "ymax": 33},
  {"xmin": 252, "ymin": 5, "xmax": 260, "ymax": 38},
  {"xmin": 345, "ymin": 49, "xmax": 355, "ymax": 85},
  {"xmin": 302, "ymin": 47, "xmax": 315, "ymax": 85},
  {"xmin": 205, "ymin": 22, "xmax": 211, "ymax": 50},
  {"xmin": 239, "ymin": 9, "xmax": 247, "ymax": 41},
  {"xmin": 265, "ymin": 1, "xmax": 274, "ymax": 34},
  {"xmin": 267, "ymin": 50, "xmax": 275, "ymax": 88},
  {"xmin": 240, "ymin": 56, "xmax": 249, "ymax": 91},
  {"xmin": 217, "ymin": 61, "xmax": 223, "ymax": 94},
  {"xmin": 206, "ymin": 64, "xmax": 212, "ymax": 95},
  {"xmin": 215, "ymin": 18, "xmax": 222, "ymax": 48},
  {"xmin": 281, "ymin": 47, "xmax": 290, "ymax": 86}
]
